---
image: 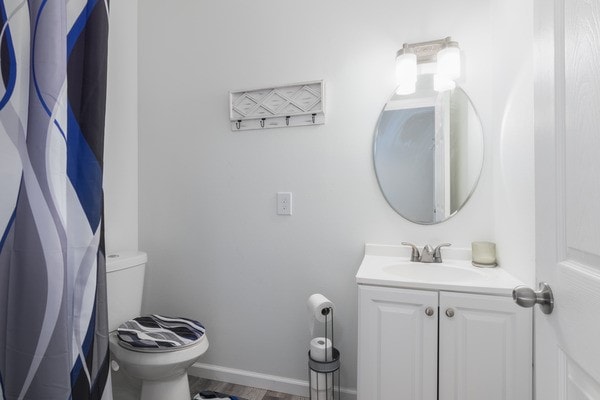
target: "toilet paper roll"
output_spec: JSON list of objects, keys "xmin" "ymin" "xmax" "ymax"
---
[
  {"xmin": 310, "ymin": 337, "xmax": 333, "ymax": 362},
  {"xmin": 307, "ymin": 294, "xmax": 335, "ymax": 336},
  {"xmin": 310, "ymin": 370, "xmax": 334, "ymax": 392},
  {"xmin": 307, "ymin": 294, "xmax": 335, "ymax": 323},
  {"xmin": 310, "ymin": 386, "xmax": 333, "ymax": 400}
]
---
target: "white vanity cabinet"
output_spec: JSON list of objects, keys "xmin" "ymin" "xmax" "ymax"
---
[
  {"xmin": 357, "ymin": 285, "xmax": 532, "ymax": 400},
  {"xmin": 358, "ymin": 285, "xmax": 439, "ymax": 400}
]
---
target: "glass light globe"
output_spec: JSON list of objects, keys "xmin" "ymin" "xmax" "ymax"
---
[
  {"xmin": 437, "ymin": 44, "xmax": 461, "ymax": 80},
  {"xmin": 395, "ymin": 52, "xmax": 417, "ymax": 95}
]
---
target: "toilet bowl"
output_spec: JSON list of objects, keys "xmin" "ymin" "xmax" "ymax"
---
[
  {"xmin": 109, "ymin": 332, "xmax": 208, "ymax": 400},
  {"xmin": 106, "ymin": 251, "xmax": 208, "ymax": 400}
]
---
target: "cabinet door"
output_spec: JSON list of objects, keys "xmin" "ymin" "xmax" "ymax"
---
[
  {"xmin": 357, "ymin": 285, "xmax": 438, "ymax": 400},
  {"xmin": 439, "ymin": 291, "xmax": 532, "ymax": 400}
]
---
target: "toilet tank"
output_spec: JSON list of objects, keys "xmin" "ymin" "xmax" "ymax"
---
[{"xmin": 106, "ymin": 251, "xmax": 148, "ymax": 332}]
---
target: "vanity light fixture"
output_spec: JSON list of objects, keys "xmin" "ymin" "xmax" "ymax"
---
[{"xmin": 395, "ymin": 37, "xmax": 461, "ymax": 94}]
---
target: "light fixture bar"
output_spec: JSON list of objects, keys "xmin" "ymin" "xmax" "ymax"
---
[{"xmin": 399, "ymin": 37, "xmax": 455, "ymax": 64}]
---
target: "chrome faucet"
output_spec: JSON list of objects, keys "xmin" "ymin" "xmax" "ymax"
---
[
  {"xmin": 420, "ymin": 244, "xmax": 436, "ymax": 263},
  {"xmin": 402, "ymin": 242, "xmax": 452, "ymax": 263}
]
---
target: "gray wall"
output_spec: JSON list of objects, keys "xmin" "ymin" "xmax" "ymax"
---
[{"xmin": 104, "ymin": 0, "xmax": 138, "ymax": 254}]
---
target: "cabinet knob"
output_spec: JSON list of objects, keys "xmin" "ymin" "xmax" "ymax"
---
[
  {"xmin": 445, "ymin": 308, "xmax": 455, "ymax": 318},
  {"xmin": 425, "ymin": 307, "xmax": 435, "ymax": 316}
]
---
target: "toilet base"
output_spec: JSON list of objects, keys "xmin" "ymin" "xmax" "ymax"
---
[{"xmin": 140, "ymin": 372, "xmax": 191, "ymax": 400}]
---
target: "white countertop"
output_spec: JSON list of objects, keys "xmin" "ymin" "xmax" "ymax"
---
[{"xmin": 355, "ymin": 244, "xmax": 525, "ymax": 296}]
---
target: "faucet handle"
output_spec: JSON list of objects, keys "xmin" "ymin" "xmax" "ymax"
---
[
  {"xmin": 401, "ymin": 242, "xmax": 421, "ymax": 262},
  {"xmin": 433, "ymin": 243, "xmax": 452, "ymax": 263}
]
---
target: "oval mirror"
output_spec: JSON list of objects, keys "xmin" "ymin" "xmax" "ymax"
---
[{"xmin": 373, "ymin": 74, "xmax": 484, "ymax": 224}]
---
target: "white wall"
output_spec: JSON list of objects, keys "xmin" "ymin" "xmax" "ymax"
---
[
  {"xmin": 491, "ymin": 0, "xmax": 536, "ymax": 285},
  {"xmin": 137, "ymin": 0, "xmax": 534, "ymax": 393},
  {"xmin": 104, "ymin": 0, "xmax": 139, "ymax": 254}
]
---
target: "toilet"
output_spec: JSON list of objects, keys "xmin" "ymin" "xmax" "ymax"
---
[{"xmin": 106, "ymin": 251, "xmax": 209, "ymax": 400}]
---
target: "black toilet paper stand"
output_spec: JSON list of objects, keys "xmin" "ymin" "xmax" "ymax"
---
[{"xmin": 308, "ymin": 307, "xmax": 340, "ymax": 400}]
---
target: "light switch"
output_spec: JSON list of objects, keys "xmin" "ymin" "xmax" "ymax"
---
[{"xmin": 277, "ymin": 192, "xmax": 292, "ymax": 215}]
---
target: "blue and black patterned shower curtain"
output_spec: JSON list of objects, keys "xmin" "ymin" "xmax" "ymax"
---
[{"xmin": 0, "ymin": 1, "xmax": 111, "ymax": 399}]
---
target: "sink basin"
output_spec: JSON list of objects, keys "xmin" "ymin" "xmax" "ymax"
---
[{"xmin": 382, "ymin": 262, "xmax": 486, "ymax": 282}]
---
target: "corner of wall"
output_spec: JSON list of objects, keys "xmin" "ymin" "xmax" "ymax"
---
[
  {"xmin": 490, "ymin": 0, "xmax": 536, "ymax": 285},
  {"xmin": 103, "ymin": 0, "xmax": 139, "ymax": 254}
]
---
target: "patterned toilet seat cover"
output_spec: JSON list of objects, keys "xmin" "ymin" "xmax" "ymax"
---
[{"xmin": 117, "ymin": 314, "xmax": 206, "ymax": 352}]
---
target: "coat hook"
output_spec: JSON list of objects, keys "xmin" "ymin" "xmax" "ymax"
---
[
  {"xmin": 260, "ymin": 118, "xmax": 266, "ymax": 128},
  {"xmin": 236, "ymin": 120, "xmax": 241, "ymax": 129},
  {"xmin": 311, "ymin": 113, "xmax": 316, "ymax": 123},
  {"xmin": 286, "ymin": 116, "xmax": 290, "ymax": 126}
]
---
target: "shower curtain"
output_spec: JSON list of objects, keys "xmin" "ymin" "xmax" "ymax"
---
[{"xmin": 0, "ymin": 0, "xmax": 111, "ymax": 399}]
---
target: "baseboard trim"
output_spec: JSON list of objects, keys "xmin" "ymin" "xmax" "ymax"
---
[{"xmin": 189, "ymin": 362, "xmax": 357, "ymax": 400}]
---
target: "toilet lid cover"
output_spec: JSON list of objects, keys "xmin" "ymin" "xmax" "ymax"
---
[{"xmin": 117, "ymin": 314, "xmax": 205, "ymax": 351}]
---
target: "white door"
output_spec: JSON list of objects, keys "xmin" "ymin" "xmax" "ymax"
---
[{"xmin": 533, "ymin": 0, "xmax": 600, "ymax": 398}]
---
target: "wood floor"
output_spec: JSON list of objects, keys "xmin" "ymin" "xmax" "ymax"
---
[{"xmin": 189, "ymin": 377, "xmax": 308, "ymax": 400}]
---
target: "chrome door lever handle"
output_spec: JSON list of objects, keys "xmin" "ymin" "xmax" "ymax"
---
[{"xmin": 512, "ymin": 282, "xmax": 554, "ymax": 314}]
